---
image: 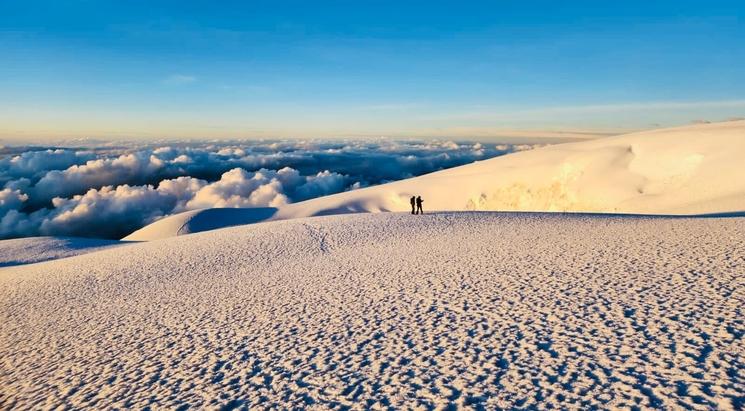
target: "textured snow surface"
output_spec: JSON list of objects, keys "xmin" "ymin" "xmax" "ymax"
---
[
  {"xmin": 125, "ymin": 120, "xmax": 745, "ymax": 241},
  {"xmin": 1, "ymin": 212, "xmax": 743, "ymax": 409},
  {"xmin": 0, "ymin": 236, "xmax": 123, "ymax": 267}
]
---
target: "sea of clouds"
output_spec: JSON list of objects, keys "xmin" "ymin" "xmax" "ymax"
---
[{"xmin": 0, "ymin": 139, "xmax": 541, "ymax": 239}]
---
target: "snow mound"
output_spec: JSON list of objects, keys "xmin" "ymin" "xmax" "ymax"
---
[
  {"xmin": 1, "ymin": 212, "xmax": 743, "ymax": 408},
  {"xmin": 126, "ymin": 120, "xmax": 745, "ymax": 240},
  {"xmin": 124, "ymin": 207, "xmax": 277, "ymax": 241},
  {"xmin": 0, "ymin": 236, "xmax": 123, "ymax": 267}
]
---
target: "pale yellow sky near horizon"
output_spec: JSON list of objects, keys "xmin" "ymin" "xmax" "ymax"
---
[
  {"xmin": 3, "ymin": 99, "xmax": 743, "ymax": 144},
  {"xmin": 0, "ymin": 126, "xmax": 627, "ymax": 145}
]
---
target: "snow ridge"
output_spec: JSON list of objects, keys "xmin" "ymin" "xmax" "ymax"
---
[{"xmin": 125, "ymin": 120, "xmax": 745, "ymax": 241}]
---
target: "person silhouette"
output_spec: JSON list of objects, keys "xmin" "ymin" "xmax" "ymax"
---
[
  {"xmin": 410, "ymin": 196, "xmax": 416, "ymax": 214},
  {"xmin": 416, "ymin": 196, "xmax": 423, "ymax": 215}
]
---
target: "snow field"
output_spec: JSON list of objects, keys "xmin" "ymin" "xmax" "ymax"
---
[{"xmin": 1, "ymin": 212, "xmax": 743, "ymax": 409}]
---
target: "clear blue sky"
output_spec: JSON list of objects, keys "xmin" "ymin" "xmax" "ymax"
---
[{"xmin": 1, "ymin": 1, "xmax": 744, "ymax": 140}]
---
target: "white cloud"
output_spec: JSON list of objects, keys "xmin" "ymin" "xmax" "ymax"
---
[
  {"xmin": 0, "ymin": 188, "xmax": 27, "ymax": 215},
  {"xmin": 32, "ymin": 152, "xmax": 166, "ymax": 204}
]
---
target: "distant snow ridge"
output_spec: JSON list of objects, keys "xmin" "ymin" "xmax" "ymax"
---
[
  {"xmin": 126, "ymin": 120, "xmax": 745, "ymax": 241},
  {"xmin": 125, "ymin": 207, "xmax": 278, "ymax": 241}
]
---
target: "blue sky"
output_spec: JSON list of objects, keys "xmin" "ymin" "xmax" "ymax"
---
[{"xmin": 1, "ymin": 1, "xmax": 744, "ymax": 140}]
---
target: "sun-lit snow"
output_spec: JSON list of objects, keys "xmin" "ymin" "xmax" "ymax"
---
[
  {"xmin": 1, "ymin": 212, "xmax": 743, "ymax": 409},
  {"xmin": 278, "ymin": 120, "xmax": 745, "ymax": 216},
  {"xmin": 125, "ymin": 120, "xmax": 745, "ymax": 241}
]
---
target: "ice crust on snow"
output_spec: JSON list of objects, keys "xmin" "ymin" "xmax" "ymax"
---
[
  {"xmin": 1, "ymin": 212, "xmax": 743, "ymax": 409},
  {"xmin": 124, "ymin": 120, "xmax": 745, "ymax": 241}
]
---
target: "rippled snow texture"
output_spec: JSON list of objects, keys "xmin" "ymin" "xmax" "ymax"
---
[{"xmin": 1, "ymin": 212, "xmax": 743, "ymax": 409}]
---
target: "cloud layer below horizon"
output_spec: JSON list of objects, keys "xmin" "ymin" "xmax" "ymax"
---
[{"xmin": 0, "ymin": 139, "xmax": 542, "ymax": 239}]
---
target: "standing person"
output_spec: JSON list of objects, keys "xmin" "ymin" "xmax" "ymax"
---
[
  {"xmin": 410, "ymin": 196, "xmax": 416, "ymax": 214},
  {"xmin": 416, "ymin": 196, "xmax": 424, "ymax": 215}
]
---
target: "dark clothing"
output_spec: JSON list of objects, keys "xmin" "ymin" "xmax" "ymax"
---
[
  {"xmin": 410, "ymin": 196, "xmax": 416, "ymax": 214},
  {"xmin": 416, "ymin": 197, "xmax": 423, "ymax": 214}
]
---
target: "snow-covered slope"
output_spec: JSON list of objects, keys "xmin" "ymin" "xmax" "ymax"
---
[
  {"xmin": 122, "ymin": 207, "xmax": 277, "ymax": 241},
  {"xmin": 1, "ymin": 212, "xmax": 743, "ymax": 409},
  {"xmin": 125, "ymin": 120, "xmax": 745, "ymax": 241},
  {"xmin": 0, "ymin": 236, "xmax": 123, "ymax": 267}
]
